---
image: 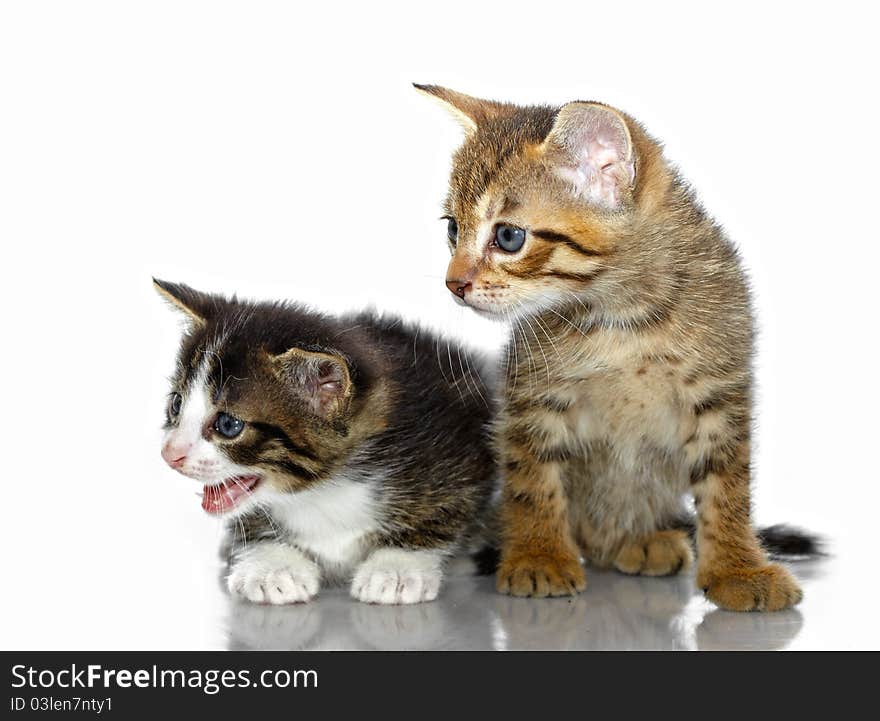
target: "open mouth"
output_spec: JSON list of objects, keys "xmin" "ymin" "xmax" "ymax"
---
[{"xmin": 200, "ymin": 475, "xmax": 261, "ymax": 515}]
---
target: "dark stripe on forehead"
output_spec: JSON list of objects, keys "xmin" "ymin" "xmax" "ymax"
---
[
  {"xmin": 452, "ymin": 146, "xmax": 513, "ymax": 210},
  {"xmin": 449, "ymin": 107, "xmax": 558, "ymax": 209},
  {"xmin": 179, "ymin": 341, "xmax": 220, "ymax": 393},
  {"xmin": 532, "ymin": 229, "xmax": 605, "ymax": 257},
  {"xmin": 206, "ymin": 359, "xmax": 233, "ymax": 401},
  {"xmin": 499, "ymin": 196, "xmax": 521, "ymax": 215}
]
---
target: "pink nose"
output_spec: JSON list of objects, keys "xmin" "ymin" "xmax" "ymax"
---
[{"xmin": 161, "ymin": 441, "xmax": 191, "ymax": 469}]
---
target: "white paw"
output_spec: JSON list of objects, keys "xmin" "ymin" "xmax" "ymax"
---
[
  {"xmin": 351, "ymin": 548, "xmax": 444, "ymax": 605},
  {"xmin": 227, "ymin": 543, "xmax": 320, "ymax": 605}
]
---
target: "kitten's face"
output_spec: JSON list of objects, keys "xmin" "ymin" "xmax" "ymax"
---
[
  {"xmin": 156, "ymin": 281, "xmax": 354, "ymax": 519},
  {"xmin": 418, "ymin": 86, "xmax": 639, "ymax": 319},
  {"xmin": 161, "ymin": 356, "xmax": 265, "ymax": 517}
]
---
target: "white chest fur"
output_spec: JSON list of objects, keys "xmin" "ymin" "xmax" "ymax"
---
[{"xmin": 267, "ymin": 476, "xmax": 380, "ymax": 576}]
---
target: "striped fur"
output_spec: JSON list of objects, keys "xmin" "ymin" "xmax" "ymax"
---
[
  {"xmin": 156, "ymin": 280, "xmax": 498, "ymax": 604},
  {"xmin": 417, "ymin": 86, "xmax": 805, "ymax": 611}
]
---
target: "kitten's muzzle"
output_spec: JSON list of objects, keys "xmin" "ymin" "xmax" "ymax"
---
[
  {"xmin": 445, "ymin": 278, "xmax": 472, "ymax": 299},
  {"xmin": 446, "ymin": 254, "xmax": 476, "ymax": 300},
  {"xmin": 161, "ymin": 439, "xmax": 191, "ymax": 469}
]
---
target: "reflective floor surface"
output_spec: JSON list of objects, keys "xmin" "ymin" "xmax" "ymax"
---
[{"xmin": 225, "ymin": 561, "xmax": 829, "ymax": 651}]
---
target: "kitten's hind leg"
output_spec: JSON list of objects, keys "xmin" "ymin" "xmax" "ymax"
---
[
  {"xmin": 351, "ymin": 548, "xmax": 444, "ymax": 605},
  {"xmin": 613, "ymin": 529, "xmax": 694, "ymax": 577}
]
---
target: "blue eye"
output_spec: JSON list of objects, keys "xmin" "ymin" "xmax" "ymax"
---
[
  {"xmin": 168, "ymin": 392, "xmax": 182, "ymax": 417},
  {"xmin": 446, "ymin": 217, "xmax": 458, "ymax": 245},
  {"xmin": 214, "ymin": 412, "xmax": 245, "ymax": 438},
  {"xmin": 494, "ymin": 224, "xmax": 526, "ymax": 252}
]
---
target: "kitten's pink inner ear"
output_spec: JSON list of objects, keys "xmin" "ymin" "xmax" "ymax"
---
[
  {"xmin": 545, "ymin": 103, "xmax": 635, "ymax": 209},
  {"xmin": 271, "ymin": 348, "xmax": 352, "ymax": 419},
  {"xmin": 317, "ymin": 361, "xmax": 342, "ymax": 382},
  {"xmin": 312, "ymin": 361, "xmax": 347, "ymax": 413}
]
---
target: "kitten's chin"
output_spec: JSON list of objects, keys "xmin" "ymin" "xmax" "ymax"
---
[
  {"xmin": 200, "ymin": 475, "xmax": 262, "ymax": 516},
  {"xmin": 457, "ymin": 297, "xmax": 508, "ymax": 320},
  {"xmin": 467, "ymin": 305, "xmax": 506, "ymax": 320},
  {"xmin": 462, "ymin": 299, "xmax": 544, "ymax": 322}
]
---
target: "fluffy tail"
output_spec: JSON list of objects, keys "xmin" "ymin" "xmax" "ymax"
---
[
  {"xmin": 471, "ymin": 546, "xmax": 501, "ymax": 576},
  {"xmin": 677, "ymin": 521, "xmax": 824, "ymax": 560},
  {"xmin": 755, "ymin": 524, "xmax": 824, "ymax": 558}
]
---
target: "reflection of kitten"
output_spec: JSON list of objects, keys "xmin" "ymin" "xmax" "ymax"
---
[
  {"xmin": 156, "ymin": 280, "xmax": 496, "ymax": 605},
  {"xmin": 226, "ymin": 578, "xmax": 492, "ymax": 650},
  {"xmin": 492, "ymin": 572, "xmax": 695, "ymax": 650},
  {"xmin": 417, "ymin": 85, "xmax": 817, "ymax": 611},
  {"xmin": 491, "ymin": 571, "xmax": 803, "ymax": 650}
]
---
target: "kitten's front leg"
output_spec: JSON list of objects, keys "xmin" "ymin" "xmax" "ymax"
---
[
  {"xmin": 227, "ymin": 542, "xmax": 321, "ymax": 605},
  {"xmin": 351, "ymin": 548, "xmax": 444, "ymax": 605},
  {"xmin": 690, "ymin": 439, "xmax": 802, "ymax": 612},
  {"xmin": 496, "ymin": 414, "xmax": 585, "ymax": 597}
]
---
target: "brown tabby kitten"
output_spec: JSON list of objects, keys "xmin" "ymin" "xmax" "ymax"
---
[{"xmin": 417, "ymin": 85, "xmax": 805, "ymax": 611}]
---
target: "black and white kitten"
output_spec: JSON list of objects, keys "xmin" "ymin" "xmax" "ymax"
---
[{"xmin": 156, "ymin": 280, "xmax": 497, "ymax": 605}]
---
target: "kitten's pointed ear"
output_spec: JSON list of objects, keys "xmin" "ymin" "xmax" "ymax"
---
[
  {"xmin": 153, "ymin": 278, "xmax": 216, "ymax": 325},
  {"xmin": 413, "ymin": 83, "xmax": 507, "ymax": 134},
  {"xmin": 270, "ymin": 347, "xmax": 353, "ymax": 419},
  {"xmin": 542, "ymin": 102, "xmax": 636, "ymax": 209}
]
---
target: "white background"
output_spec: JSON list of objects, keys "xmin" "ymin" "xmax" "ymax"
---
[{"xmin": 1, "ymin": 1, "xmax": 877, "ymax": 649}]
